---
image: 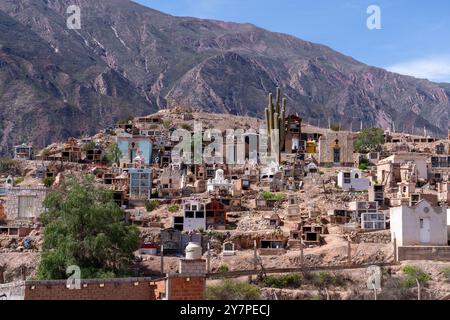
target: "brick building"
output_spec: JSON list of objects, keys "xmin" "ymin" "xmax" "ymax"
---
[{"xmin": 12, "ymin": 242, "xmax": 207, "ymax": 300}]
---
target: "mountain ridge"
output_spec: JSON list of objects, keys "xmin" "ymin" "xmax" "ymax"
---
[{"xmin": 0, "ymin": 0, "xmax": 448, "ymax": 155}]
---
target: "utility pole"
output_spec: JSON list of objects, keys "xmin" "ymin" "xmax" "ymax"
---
[
  {"xmin": 416, "ymin": 279, "xmax": 421, "ymax": 300},
  {"xmin": 324, "ymin": 287, "xmax": 330, "ymax": 300},
  {"xmin": 253, "ymin": 240, "xmax": 258, "ymax": 271},
  {"xmin": 207, "ymin": 242, "xmax": 211, "ymax": 274},
  {"xmin": 160, "ymin": 245, "xmax": 164, "ymax": 275},
  {"xmin": 300, "ymin": 240, "xmax": 304, "ymax": 267},
  {"xmin": 347, "ymin": 241, "xmax": 352, "ymax": 266}
]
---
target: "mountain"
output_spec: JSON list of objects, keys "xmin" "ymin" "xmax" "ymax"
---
[{"xmin": 0, "ymin": 0, "xmax": 448, "ymax": 155}]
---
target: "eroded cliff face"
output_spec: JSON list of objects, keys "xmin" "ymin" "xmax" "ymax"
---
[{"xmin": 0, "ymin": 0, "xmax": 448, "ymax": 155}]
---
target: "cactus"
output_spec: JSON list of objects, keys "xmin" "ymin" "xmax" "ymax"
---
[{"xmin": 265, "ymin": 86, "xmax": 288, "ymax": 162}]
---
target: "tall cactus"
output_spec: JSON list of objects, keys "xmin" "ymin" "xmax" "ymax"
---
[
  {"xmin": 265, "ymin": 86, "xmax": 288, "ymax": 162},
  {"xmin": 275, "ymin": 87, "xmax": 281, "ymax": 115},
  {"xmin": 280, "ymin": 97, "xmax": 286, "ymax": 144}
]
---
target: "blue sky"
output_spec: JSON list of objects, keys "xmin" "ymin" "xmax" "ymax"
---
[{"xmin": 135, "ymin": 0, "xmax": 450, "ymax": 83}]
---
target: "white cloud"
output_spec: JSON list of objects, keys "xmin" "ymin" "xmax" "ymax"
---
[{"xmin": 387, "ymin": 56, "xmax": 450, "ymax": 83}]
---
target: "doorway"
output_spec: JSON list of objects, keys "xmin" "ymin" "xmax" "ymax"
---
[
  {"xmin": 333, "ymin": 147, "xmax": 341, "ymax": 164},
  {"xmin": 419, "ymin": 217, "xmax": 431, "ymax": 244}
]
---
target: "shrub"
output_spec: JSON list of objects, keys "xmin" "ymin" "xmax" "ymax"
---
[
  {"xmin": 378, "ymin": 277, "xmax": 416, "ymax": 300},
  {"xmin": 118, "ymin": 116, "xmax": 134, "ymax": 125},
  {"xmin": 302, "ymin": 271, "xmax": 350, "ymax": 289},
  {"xmin": 262, "ymin": 273, "xmax": 302, "ymax": 289},
  {"xmin": 105, "ymin": 143, "xmax": 122, "ymax": 165},
  {"xmin": 206, "ymin": 280, "xmax": 261, "ymax": 300},
  {"xmin": 168, "ymin": 204, "xmax": 179, "ymax": 213},
  {"xmin": 82, "ymin": 141, "xmax": 96, "ymax": 152},
  {"xmin": 40, "ymin": 149, "xmax": 50, "ymax": 158},
  {"xmin": 151, "ymin": 191, "xmax": 159, "ymax": 198},
  {"xmin": 206, "ymin": 229, "xmax": 222, "ymax": 239},
  {"xmin": 358, "ymin": 162, "xmax": 368, "ymax": 170},
  {"xmin": 197, "ymin": 227, "xmax": 205, "ymax": 234},
  {"xmin": 330, "ymin": 123, "xmax": 340, "ymax": 132},
  {"xmin": 402, "ymin": 265, "xmax": 431, "ymax": 288},
  {"xmin": 145, "ymin": 200, "xmax": 160, "ymax": 212},
  {"xmin": 354, "ymin": 128, "xmax": 385, "ymax": 153},
  {"xmin": 43, "ymin": 176, "xmax": 55, "ymax": 188},
  {"xmin": 313, "ymin": 271, "xmax": 335, "ymax": 288},
  {"xmin": 0, "ymin": 158, "xmax": 21, "ymax": 175},
  {"xmin": 443, "ymin": 267, "xmax": 450, "ymax": 282},
  {"xmin": 217, "ymin": 265, "xmax": 229, "ymax": 273},
  {"xmin": 180, "ymin": 123, "xmax": 192, "ymax": 131},
  {"xmin": 14, "ymin": 177, "xmax": 24, "ymax": 185},
  {"xmin": 262, "ymin": 192, "xmax": 285, "ymax": 201},
  {"xmin": 163, "ymin": 120, "xmax": 172, "ymax": 129}
]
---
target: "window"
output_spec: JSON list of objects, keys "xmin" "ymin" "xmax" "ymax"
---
[
  {"xmin": 333, "ymin": 145, "xmax": 341, "ymax": 163},
  {"xmin": 185, "ymin": 211, "xmax": 194, "ymax": 218},
  {"xmin": 174, "ymin": 217, "xmax": 184, "ymax": 224},
  {"xmin": 344, "ymin": 172, "xmax": 351, "ymax": 184},
  {"xmin": 420, "ymin": 218, "xmax": 424, "ymax": 229},
  {"xmin": 195, "ymin": 212, "xmax": 204, "ymax": 218}
]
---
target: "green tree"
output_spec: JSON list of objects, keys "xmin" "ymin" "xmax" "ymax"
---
[
  {"xmin": 105, "ymin": 143, "xmax": 122, "ymax": 165},
  {"xmin": 37, "ymin": 175, "xmax": 140, "ymax": 280},
  {"xmin": 354, "ymin": 128, "xmax": 385, "ymax": 153}
]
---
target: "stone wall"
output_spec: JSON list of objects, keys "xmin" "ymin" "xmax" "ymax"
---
[
  {"xmin": 398, "ymin": 246, "xmax": 450, "ymax": 261},
  {"xmin": 5, "ymin": 187, "xmax": 48, "ymax": 220},
  {"xmin": 351, "ymin": 230, "xmax": 391, "ymax": 244}
]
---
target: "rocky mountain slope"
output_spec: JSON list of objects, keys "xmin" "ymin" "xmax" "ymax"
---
[{"xmin": 0, "ymin": 0, "xmax": 448, "ymax": 155}]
